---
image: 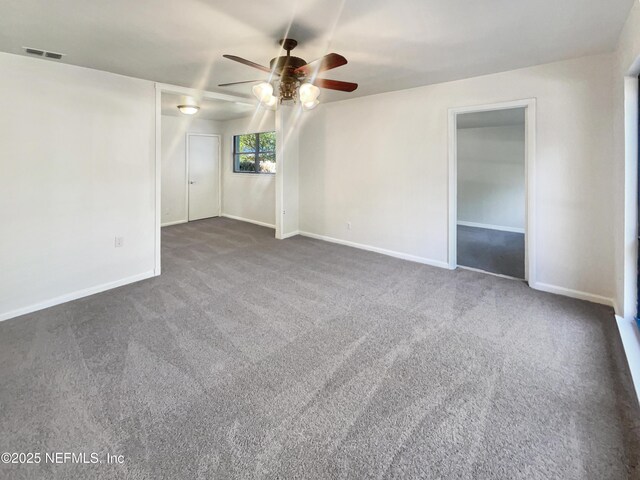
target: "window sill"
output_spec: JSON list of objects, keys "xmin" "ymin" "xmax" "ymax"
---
[{"xmin": 228, "ymin": 172, "xmax": 276, "ymax": 179}]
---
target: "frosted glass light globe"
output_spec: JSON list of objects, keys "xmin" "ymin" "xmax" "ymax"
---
[
  {"xmin": 299, "ymin": 83, "xmax": 320, "ymax": 104},
  {"xmin": 252, "ymin": 82, "xmax": 274, "ymax": 102},
  {"xmin": 302, "ymin": 99, "xmax": 319, "ymax": 111}
]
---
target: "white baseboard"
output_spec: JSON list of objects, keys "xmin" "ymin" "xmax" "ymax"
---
[
  {"xmin": 0, "ymin": 270, "xmax": 156, "ymax": 322},
  {"xmin": 161, "ymin": 219, "xmax": 187, "ymax": 227},
  {"xmin": 457, "ymin": 221, "xmax": 525, "ymax": 234},
  {"xmin": 221, "ymin": 214, "xmax": 275, "ymax": 229},
  {"xmin": 615, "ymin": 315, "xmax": 640, "ymax": 404},
  {"xmin": 529, "ymin": 281, "xmax": 614, "ymax": 308},
  {"xmin": 611, "ymin": 299, "xmax": 621, "ymax": 318},
  {"xmin": 291, "ymin": 234, "xmax": 612, "ymax": 307},
  {"xmin": 279, "ymin": 230, "xmax": 299, "ymax": 239},
  {"xmin": 298, "ymin": 231, "xmax": 451, "ymax": 270}
]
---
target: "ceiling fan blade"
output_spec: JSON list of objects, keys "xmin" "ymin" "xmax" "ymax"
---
[
  {"xmin": 223, "ymin": 54, "xmax": 274, "ymax": 74},
  {"xmin": 294, "ymin": 53, "xmax": 347, "ymax": 76},
  {"xmin": 218, "ymin": 80, "xmax": 263, "ymax": 87},
  {"xmin": 313, "ymin": 78, "xmax": 358, "ymax": 92}
]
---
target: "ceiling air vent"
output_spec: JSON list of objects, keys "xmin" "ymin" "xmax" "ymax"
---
[
  {"xmin": 24, "ymin": 47, "xmax": 44, "ymax": 56},
  {"xmin": 23, "ymin": 47, "xmax": 66, "ymax": 60}
]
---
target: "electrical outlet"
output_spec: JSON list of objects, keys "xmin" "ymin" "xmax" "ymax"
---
[
  {"xmin": 114, "ymin": 237, "xmax": 124, "ymax": 248},
  {"xmin": 347, "ymin": 222, "xmax": 352, "ymax": 230}
]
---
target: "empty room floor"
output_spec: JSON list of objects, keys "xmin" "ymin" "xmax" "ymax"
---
[
  {"xmin": 457, "ymin": 225, "xmax": 525, "ymax": 278},
  {"xmin": 1, "ymin": 218, "xmax": 639, "ymax": 479}
]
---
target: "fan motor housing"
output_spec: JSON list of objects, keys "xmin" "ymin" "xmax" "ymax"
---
[{"xmin": 270, "ymin": 56, "xmax": 307, "ymax": 75}]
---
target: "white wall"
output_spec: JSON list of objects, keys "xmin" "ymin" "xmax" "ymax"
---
[
  {"xmin": 457, "ymin": 125, "xmax": 525, "ymax": 230},
  {"xmin": 276, "ymin": 105, "xmax": 300, "ymax": 238},
  {"xmin": 221, "ymin": 111, "xmax": 276, "ymax": 227},
  {"xmin": 0, "ymin": 52, "xmax": 156, "ymax": 320},
  {"xmin": 299, "ymin": 53, "xmax": 615, "ymax": 304},
  {"xmin": 161, "ymin": 114, "xmax": 222, "ymax": 225}
]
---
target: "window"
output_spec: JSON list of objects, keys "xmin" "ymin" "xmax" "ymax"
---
[{"xmin": 233, "ymin": 131, "xmax": 276, "ymax": 174}]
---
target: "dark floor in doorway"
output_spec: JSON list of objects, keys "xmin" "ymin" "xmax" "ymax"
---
[{"xmin": 457, "ymin": 225, "xmax": 525, "ymax": 278}]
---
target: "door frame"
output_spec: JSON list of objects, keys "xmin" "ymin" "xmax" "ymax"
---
[
  {"xmin": 447, "ymin": 98, "xmax": 537, "ymax": 284},
  {"xmin": 186, "ymin": 133, "xmax": 222, "ymax": 221}
]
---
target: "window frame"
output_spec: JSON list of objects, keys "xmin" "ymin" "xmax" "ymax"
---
[{"xmin": 232, "ymin": 131, "xmax": 276, "ymax": 175}]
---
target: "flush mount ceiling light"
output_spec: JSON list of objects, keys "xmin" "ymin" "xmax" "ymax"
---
[
  {"xmin": 177, "ymin": 104, "xmax": 200, "ymax": 115},
  {"xmin": 218, "ymin": 38, "xmax": 358, "ymax": 111}
]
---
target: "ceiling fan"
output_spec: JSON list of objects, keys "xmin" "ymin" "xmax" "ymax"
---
[{"xmin": 219, "ymin": 38, "xmax": 358, "ymax": 110}]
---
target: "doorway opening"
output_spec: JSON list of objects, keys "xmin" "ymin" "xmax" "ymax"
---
[
  {"xmin": 457, "ymin": 107, "xmax": 525, "ymax": 278},
  {"xmin": 159, "ymin": 91, "xmax": 232, "ymax": 226},
  {"xmin": 154, "ymin": 84, "xmax": 268, "ymax": 275},
  {"xmin": 448, "ymin": 99, "xmax": 536, "ymax": 283}
]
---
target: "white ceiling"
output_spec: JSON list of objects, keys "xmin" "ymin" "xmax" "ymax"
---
[
  {"xmin": 161, "ymin": 93, "xmax": 255, "ymax": 121},
  {"xmin": 457, "ymin": 108, "xmax": 525, "ymax": 129},
  {"xmin": 0, "ymin": 0, "xmax": 634, "ymax": 102}
]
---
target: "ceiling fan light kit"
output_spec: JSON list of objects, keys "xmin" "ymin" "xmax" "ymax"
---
[
  {"xmin": 302, "ymin": 99, "xmax": 319, "ymax": 111},
  {"xmin": 299, "ymin": 83, "xmax": 320, "ymax": 103},
  {"xmin": 263, "ymin": 94, "xmax": 277, "ymax": 107},
  {"xmin": 220, "ymin": 38, "xmax": 357, "ymax": 111},
  {"xmin": 252, "ymin": 82, "xmax": 273, "ymax": 102}
]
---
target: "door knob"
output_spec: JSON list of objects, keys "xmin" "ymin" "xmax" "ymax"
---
[{"xmin": 189, "ymin": 181, "xmax": 195, "ymax": 184}]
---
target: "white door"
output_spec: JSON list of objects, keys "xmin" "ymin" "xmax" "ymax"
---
[{"xmin": 188, "ymin": 134, "xmax": 220, "ymax": 221}]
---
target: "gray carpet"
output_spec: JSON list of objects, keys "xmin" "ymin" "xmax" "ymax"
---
[
  {"xmin": 457, "ymin": 225, "xmax": 525, "ymax": 278},
  {"xmin": 1, "ymin": 217, "xmax": 639, "ymax": 480}
]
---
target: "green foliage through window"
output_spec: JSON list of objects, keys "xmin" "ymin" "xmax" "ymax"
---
[{"xmin": 233, "ymin": 132, "xmax": 276, "ymax": 174}]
